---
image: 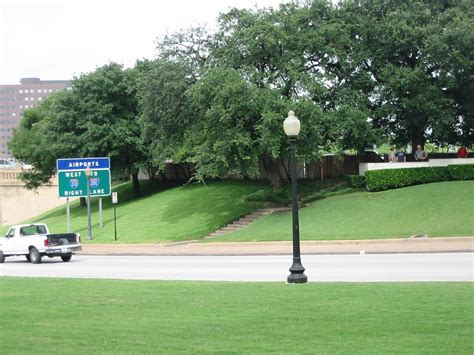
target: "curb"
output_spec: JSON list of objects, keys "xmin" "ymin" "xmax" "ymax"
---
[{"xmin": 78, "ymin": 237, "xmax": 474, "ymax": 256}]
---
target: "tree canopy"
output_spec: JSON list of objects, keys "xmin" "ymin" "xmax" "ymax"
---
[
  {"xmin": 10, "ymin": 0, "xmax": 473, "ymax": 190},
  {"xmin": 11, "ymin": 63, "xmax": 148, "ymax": 195}
]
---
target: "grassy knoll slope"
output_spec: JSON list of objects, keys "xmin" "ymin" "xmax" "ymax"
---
[
  {"xmin": 5, "ymin": 180, "xmax": 267, "ymax": 243},
  {"xmin": 1, "ymin": 278, "xmax": 472, "ymax": 354},
  {"xmin": 216, "ymin": 181, "xmax": 474, "ymax": 242}
]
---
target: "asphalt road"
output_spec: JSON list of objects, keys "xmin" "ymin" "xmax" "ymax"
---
[{"xmin": 1, "ymin": 252, "xmax": 473, "ymax": 282}]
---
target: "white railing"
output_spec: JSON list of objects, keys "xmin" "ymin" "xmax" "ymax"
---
[
  {"xmin": 0, "ymin": 169, "xmax": 58, "ymax": 186},
  {"xmin": 0, "ymin": 169, "xmax": 22, "ymax": 183}
]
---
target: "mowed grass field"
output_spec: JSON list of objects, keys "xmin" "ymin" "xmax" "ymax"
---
[
  {"xmin": 0, "ymin": 278, "xmax": 472, "ymax": 354},
  {"xmin": 1, "ymin": 180, "xmax": 267, "ymax": 243},
  {"xmin": 2, "ymin": 180, "xmax": 472, "ymax": 243},
  {"xmin": 215, "ymin": 181, "xmax": 474, "ymax": 242}
]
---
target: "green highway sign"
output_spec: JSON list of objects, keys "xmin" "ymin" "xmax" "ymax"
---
[{"xmin": 58, "ymin": 169, "xmax": 111, "ymax": 198}]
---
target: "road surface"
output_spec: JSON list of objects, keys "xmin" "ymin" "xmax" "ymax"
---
[{"xmin": 1, "ymin": 253, "xmax": 473, "ymax": 282}]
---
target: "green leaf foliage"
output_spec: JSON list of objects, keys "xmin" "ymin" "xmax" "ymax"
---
[
  {"xmin": 346, "ymin": 175, "xmax": 367, "ymax": 189},
  {"xmin": 447, "ymin": 164, "xmax": 474, "ymax": 180},
  {"xmin": 9, "ymin": 63, "xmax": 148, "ymax": 192},
  {"xmin": 137, "ymin": 59, "xmax": 196, "ymax": 173},
  {"xmin": 365, "ymin": 164, "xmax": 474, "ymax": 191},
  {"xmin": 9, "ymin": 0, "xmax": 473, "ymax": 189}
]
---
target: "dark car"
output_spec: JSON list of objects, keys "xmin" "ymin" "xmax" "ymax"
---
[{"xmin": 359, "ymin": 150, "xmax": 384, "ymax": 163}]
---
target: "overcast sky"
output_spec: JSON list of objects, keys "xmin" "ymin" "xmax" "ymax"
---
[{"xmin": 0, "ymin": 0, "xmax": 289, "ymax": 84}]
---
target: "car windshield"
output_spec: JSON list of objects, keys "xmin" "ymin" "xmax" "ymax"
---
[{"xmin": 20, "ymin": 225, "xmax": 47, "ymax": 236}]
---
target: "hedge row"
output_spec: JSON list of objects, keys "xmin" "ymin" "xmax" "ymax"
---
[
  {"xmin": 364, "ymin": 164, "xmax": 474, "ymax": 191},
  {"xmin": 346, "ymin": 175, "xmax": 367, "ymax": 188},
  {"xmin": 447, "ymin": 164, "xmax": 474, "ymax": 180}
]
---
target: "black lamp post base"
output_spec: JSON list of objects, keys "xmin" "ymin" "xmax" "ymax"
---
[
  {"xmin": 287, "ymin": 259, "xmax": 308, "ymax": 284},
  {"xmin": 287, "ymin": 273, "xmax": 308, "ymax": 284}
]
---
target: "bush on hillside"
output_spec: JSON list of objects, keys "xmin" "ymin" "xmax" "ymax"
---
[
  {"xmin": 447, "ymin": 164, "xmax": 474, "ymax": 180},
  {"xmin": 365, "ymin": 164, "xmax": 474, "ymax": 191},
  {"xmin": 366, "ymin": 167, "xmax": 450, "ymax": 191},
  {"xmin": 244, "ymin": 188, "xmax": 290, "ymax": 205},
  {"xmin": 346, "ymin": 175, "xmax": 366, "ymax": 188}
]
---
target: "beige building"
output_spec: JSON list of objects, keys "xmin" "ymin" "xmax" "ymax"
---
[{"xmin": 0, "ymin": 77, "xmax": 71, "ymax": 159}]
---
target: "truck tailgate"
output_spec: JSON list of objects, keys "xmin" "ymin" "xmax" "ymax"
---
[{"xmin": 47, "ymin": 233, "xmax": 78, "ymax": 246}]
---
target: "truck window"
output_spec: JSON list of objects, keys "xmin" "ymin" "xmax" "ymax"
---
[
  {"xmin": 19, "ymin": 225, "xmax": 47, "ymax": 236},
  {"xmin": 36, "ymin": 225, "xmax": 47, "ymax": 234},
  {"xmin": 20, "ymin": 226, "xmax": 40, "ymax": 236},
  {"xmin": 6, "ymin": 228, "xmax": 15, "ymax": 238}
]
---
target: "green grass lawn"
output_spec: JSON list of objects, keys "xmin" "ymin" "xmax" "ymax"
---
[
  {"xmin": 1, "ymin": 180, "xmax": 267, "ymax": 243},
  {"xmin": 214, "ymin": 181, "xmax": 474, "ymax": 242},
  {"xmin": 0, "ymin": 278, "xmax": 472, "ymax": 354},
  {"xmin": 2, "ymin": 179, "xmax": 472, "ymax": 243}
]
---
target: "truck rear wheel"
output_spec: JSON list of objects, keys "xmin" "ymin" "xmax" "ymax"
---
[
  {"xmin": 29, "ymin": 247, "xmax": 42, "ymax": 264},
  {"xmin": 25, "ymin": 255, "xmax": 31, "ymax": 262},
  {"xmin": 61, "ymin": 254, "xmax": 72, "ymax": 262}
]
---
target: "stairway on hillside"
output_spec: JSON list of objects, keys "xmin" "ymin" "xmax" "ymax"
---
[{"xmin": 205, "ymin": 207, "xmax": 292, "ymax": 239}]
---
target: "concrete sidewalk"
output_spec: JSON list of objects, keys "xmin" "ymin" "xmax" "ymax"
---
[{"xmin": 79, "ymin": 237, "xmax": 474, "ymax": 256}]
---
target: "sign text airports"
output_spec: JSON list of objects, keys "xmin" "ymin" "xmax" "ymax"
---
[{"xmin": 57, "ymin": 157, "xmax": 110, "ymax": 171}]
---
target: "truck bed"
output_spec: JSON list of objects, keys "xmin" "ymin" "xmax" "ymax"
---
[{"xmin": 47, "ymin": 233, "xmax": 79, "ymax": 246}]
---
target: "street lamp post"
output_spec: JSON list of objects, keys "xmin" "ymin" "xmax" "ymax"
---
[
  {"xmin": 85, "ymin": 166, "xmax": 92, "ymax": 240},
  {"xmin": 283, "ymin": 111, "xmax": 308, "ymax": 284}
]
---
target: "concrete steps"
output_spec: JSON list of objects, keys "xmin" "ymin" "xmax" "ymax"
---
[{"xmin": 205, "ymin": 207, "xmax": 292, "ymax": 239}]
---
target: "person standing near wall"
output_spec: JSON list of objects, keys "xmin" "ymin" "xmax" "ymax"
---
[
  {"xmin": 414, "ymin": 145, "xmax": 428, "ymax": 161},
  {"xmin": 457, "ymin": 145, "xmax": 468, "ymax": 158},
  {"xmin": 396, "ymin": 147, "xmax": 406, "ymax": 162},
  {"xmin": 388, "ymin": 147, "xmax": 396, "ymax": 162}
]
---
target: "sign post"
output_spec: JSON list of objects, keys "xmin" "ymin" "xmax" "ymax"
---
[
  {"xmin": 99, "ymin": 198, "xmax": 103, "ymax": 228},
  {"xmin": 66, "ymin": 198, "xmax": 70, "ymax": 232},
  {"xmin": 112, "ymin": 192, "xmax": 118, "ymax": 241}
]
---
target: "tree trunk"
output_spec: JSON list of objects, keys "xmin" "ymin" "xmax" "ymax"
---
[
  {"xmin": 261, "ymin": 156, "xmax": 282, "ymax": 191},
  {"xmin": 411, "ymin": 127, "xmax": 424, "ymax": 150},
  {"xmin": 159, "ymin": 171, "xmax": 169, "ymax": 183},
  {"xmin": 146, "ymin": 166, "xmax": 157, "ymax": 181},
  {"xmin": 132, "ymin": 172, "xmax": 141, "ymax": 197},
  {"xmin": 282, "ymin": 158, "xmax": 291, "ymax": 180},
  {"xmin": 185, "ymin": 163, "xmax": 193, "ymax": 180},
  {"xmin": 172, "ymin": 165, "xmax": 182, "ymax": 182},
  {"xmin": 80, "ymin": 197, "xmax": 86, "ymax": 207},
  {"xmin": 176, "ymin": 164, "xmax": 189, "ymax": 181}
]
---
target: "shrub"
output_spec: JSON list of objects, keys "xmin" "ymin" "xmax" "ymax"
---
[
  {"xmin": 366, "ymin": 167, "xmax": 450, "ymax": 191},
  {"xmin": 447, "ymin": 164, "xmax": 474, "ymax": 180},
  {"xmin": 346, "ymin": 175, "xmax": 366, "ymax": 188},
  {"xmin": 365, "ymin": 164, "xmax": 474, "ymax": 191},
  {"xmin": 244, "ymin": 188, "xmax": 290, "ymax": 205}
]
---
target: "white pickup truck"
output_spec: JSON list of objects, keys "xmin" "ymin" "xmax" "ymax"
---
[{"xmin": 0, "ymin": 223, "xmax": 81, "ymax": 264}]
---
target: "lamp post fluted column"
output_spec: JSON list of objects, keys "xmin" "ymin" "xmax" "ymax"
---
[{"xmin": 284, "ymin": 111, "xmax": 307, "ymax": 284}]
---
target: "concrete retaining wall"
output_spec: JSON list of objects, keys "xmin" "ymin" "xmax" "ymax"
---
[{"xmin": 0, "ymin": 169, "xmax": 66, "ymax": 227}]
